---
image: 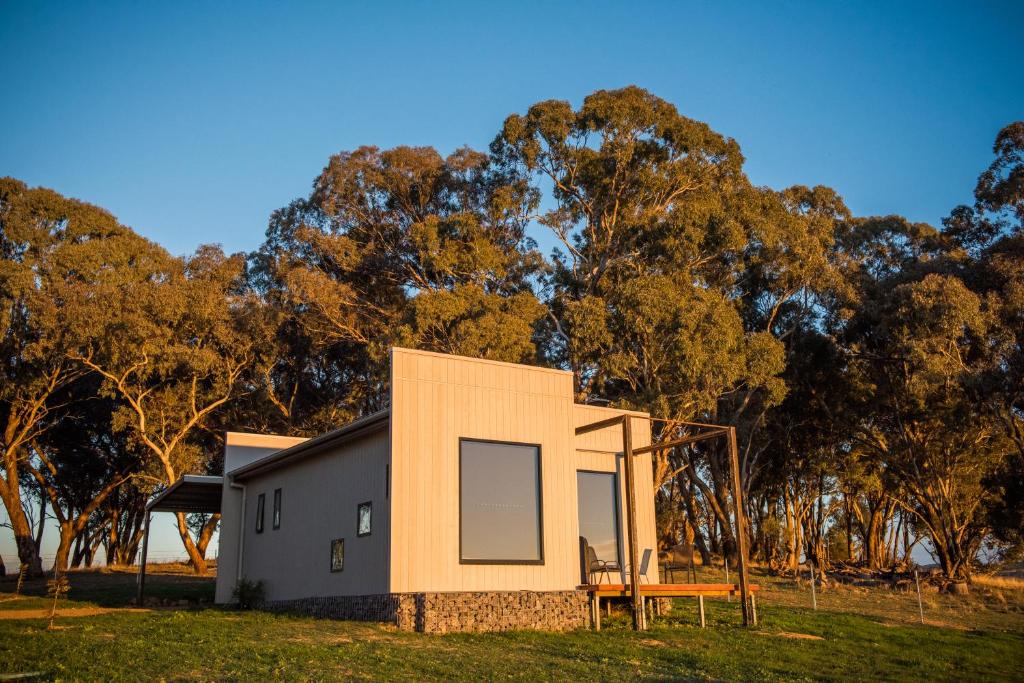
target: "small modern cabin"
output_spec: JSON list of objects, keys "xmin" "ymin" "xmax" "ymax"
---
[{"xmin": 210, "ymin": 347, "xmax": 658, "ymax": 632}]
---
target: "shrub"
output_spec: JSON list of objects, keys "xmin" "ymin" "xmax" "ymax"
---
[{"xmin": 231, "ymin": 577, "xmax": 265, "ymax": 610}]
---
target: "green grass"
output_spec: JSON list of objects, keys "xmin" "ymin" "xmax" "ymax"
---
[{"xmin": 0, "ymin": 568, "xmax": 1022, "ymax": 682}]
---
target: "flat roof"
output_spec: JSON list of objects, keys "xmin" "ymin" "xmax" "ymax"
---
[
  {"xmin": 392, "ymin": 346, "xmax": 573, "ymax": 376},
  {"xmin": 147, "ymin": 475, "xmax": 223, "ymax": 513},
  {"xmin": 229, "ymin": 409, "xmax": 389, "ymax": 482}
]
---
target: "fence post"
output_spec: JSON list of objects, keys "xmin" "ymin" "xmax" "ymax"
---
[
  {"xmin": 725, "ymin": 556, "xmax": 730, "ymax": 602},
  {"xmin": 810, "ymin": 560, "xmax": 818, "ymax": 610},
  {"xmin": 914, "ymin": 570, "xmax": 924, "ymax": 624}
]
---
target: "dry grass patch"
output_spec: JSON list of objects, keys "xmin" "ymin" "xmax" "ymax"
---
[
  {"xmin": 762, "ymin": 631, "xmax": 825, "ymax": 641},
  {"xmin": 974, "ymin": 574, "xmax": 1024, "ymax": 592}
]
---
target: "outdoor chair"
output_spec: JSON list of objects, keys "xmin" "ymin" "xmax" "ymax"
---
[
  {"xmin": 626, "ymin": 548, "xmax": 653, "ymax": 584},
  {"xmin": 660, "ymin": 545, "xmax": 696, "ymax": 583},
  {"xmin": 584, "ymin": 541, "xmax": 621, "ymax": 584}
]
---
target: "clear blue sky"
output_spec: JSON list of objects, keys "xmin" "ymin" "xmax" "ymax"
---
[{"xmin": 1, "ymin": 1, "xmax": 1021, "ymax": 565}]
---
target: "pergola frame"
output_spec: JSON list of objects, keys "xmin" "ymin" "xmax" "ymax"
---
[{"xmin": 575, "ymin": 414, "xmax": 753, "ymax": 630}]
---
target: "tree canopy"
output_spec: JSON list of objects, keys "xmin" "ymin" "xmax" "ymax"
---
[{"xmin": 1, "ymin": 90, "xmax": 1020, "ymax": 585}]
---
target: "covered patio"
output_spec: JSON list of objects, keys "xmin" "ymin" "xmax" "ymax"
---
[
  {"xmin": 575, "ymin": 414, "xmax": 757, "ymax": 631},
  {"xmin": 136, "ymin": 475, "xmax": 222, "ymax": 604}
]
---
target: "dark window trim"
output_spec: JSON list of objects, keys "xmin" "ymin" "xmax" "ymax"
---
[
  {"xmin": 357, "ymin": 500, "xmax": 372, "ymax": 537},
  {"xmin": 255, "ymin": 493, "xmax": 265, "ymax": 534},
  {"xmin": 458, "ymin": 437, "xmax": 545, "ymax": 566},
  {"xmin": 272, "ymin": 488, "xmax": 282, "ymax": 530},
  {"xmin": 330, "ymin": 538, "xmax": 344, "ymax": 572},
  {"xmin": 576, "ymin": 468, "xmax": 623, "ymax": 568}
]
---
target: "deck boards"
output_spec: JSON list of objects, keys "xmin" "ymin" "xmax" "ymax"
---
[{"xmin": 580, "ymin": 583, "xmax": 760, "ymax": 597}]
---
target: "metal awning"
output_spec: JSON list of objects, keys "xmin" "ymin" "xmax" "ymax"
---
[
  {"xmin": 137, "ymin": 474, "xmax": 222, "ymax": 605},
  {"xmin": 146, "ymin": 475, "xmax": 223, "ymax": 513}
]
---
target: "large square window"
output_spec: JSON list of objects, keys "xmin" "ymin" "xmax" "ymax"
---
[{"xmin": 459, "ymin": 439, "xmax": 543, "ymax": 564}]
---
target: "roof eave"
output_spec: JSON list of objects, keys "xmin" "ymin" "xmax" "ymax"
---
[{"xmin": 229, "ymin": 409, "xmax": 389, "ymax": 482}]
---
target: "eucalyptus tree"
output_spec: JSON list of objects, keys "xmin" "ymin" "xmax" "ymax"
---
[
  {"xmin": 0, "ymin": 178, "xmax": 151, "ymax": 574},
  {"xmin": 70, "ymin": 244, "xmax": 256, "ymax": 574},
  {"xmin": 251, "ymin": 145, "xmax": 545, "ymax": 435},
  {"xmin": 491, "ymin": 87, "xmax": 852, "ymax": 558},
  {"xmin": 943, "ymin": 122, "xmax": 1024, "ymax": 561},
  {"xmin": 841, "ymin": 270, "xmax": 1010, "ymax": 580},
  {"xmin": 27, "ymin": 385, "xmax": 140, "ymax": 573}
]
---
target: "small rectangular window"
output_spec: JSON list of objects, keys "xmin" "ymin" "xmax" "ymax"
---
[
  {"xmin": 357, "ymin": 501, "xmax": 372, "ymax": 537},
  {"xmin": 255, "ymin": 493, "xmax": 265, "ymax": 533},
  {"xmin": 273, "ymin": 488, "xmax": 282, "ymax": 529},
  {"xmin": 331, "ymin": 538, "xmax": 345, "ymax": 572}
]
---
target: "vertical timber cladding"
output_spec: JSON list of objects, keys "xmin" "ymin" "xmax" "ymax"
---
[{"xmin": 389, "ymin": 347, "xmax": 658, "ymax": 594}]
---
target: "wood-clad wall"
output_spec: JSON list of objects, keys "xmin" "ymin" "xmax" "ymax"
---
[{"xmin": 389, "ymin": 347, "xmax": 657, "ymax": 593}]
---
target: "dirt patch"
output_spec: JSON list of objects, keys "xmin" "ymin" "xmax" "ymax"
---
[
  {"xmin": 0, "ymin": 607, "xmax": 151, "ymax": 620},
  {"xmin": 761, "ymin": 631, "xmax": 825, "ymax": 641},
  {"xmin": 287, "ymin": 633, "xmax": 354, "ymax": 645},
  {"xmin": 638, "ymin": 638, "xmax": 667, "ymax": 647}
]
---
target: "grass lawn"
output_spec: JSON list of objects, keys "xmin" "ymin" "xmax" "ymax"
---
[{"xmin": 0, "ymin": 567, "xmax": 1021, "ymax": 682}]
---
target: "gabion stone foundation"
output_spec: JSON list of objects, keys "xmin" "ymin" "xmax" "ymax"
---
[{"xmin": 261, "ymin": 590, "xmax": 590, "ymax": 633}]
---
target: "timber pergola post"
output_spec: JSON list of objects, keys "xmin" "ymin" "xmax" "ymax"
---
[
  {"xmin": 621, "ymin": 415, "xmax": 646, "ymax": 631},
  {"xmin": 727, "ymin": 426, "xmax": 753, "ymax": 626},
  {"xmin": 575, "ymin": 413, "xmax": 756, "ymax": 629}
]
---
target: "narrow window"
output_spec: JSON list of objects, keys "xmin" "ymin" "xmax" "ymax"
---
[
  {"xmin": 357, "ymin": 501, "xmax": 372, "ymax": 537},
  {"xmin": 330, "ymin": 538, "xmax": 345, "ymax": 572},
  {"xmin": 459, "ymin": 438, "xmax": 543, "ymax": 564},
  {"xmin": 577, "ymin": 471, "xmax": 621, "ymax": 565},
  {"xmin": 272, "ymin": 488, "xmax": 282, "ymax": 529},
  {"xmin": 255, "ymin": 493, "xmax": 265, "ymax": 533}
]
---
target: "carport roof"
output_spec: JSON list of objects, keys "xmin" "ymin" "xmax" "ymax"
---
[{"xmin": 146, "ymin": 475, "xmax": 223, "ymax": 513}]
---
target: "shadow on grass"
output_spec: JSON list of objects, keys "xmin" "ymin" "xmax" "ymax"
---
[{"xmin": 0, "ymin": 566, "xmax": 215, "ymax": 608}]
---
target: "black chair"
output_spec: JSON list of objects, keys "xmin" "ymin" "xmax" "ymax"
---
[{"xmin": 580, "ymin": 537, "xmax": 621, "ymax": 584}]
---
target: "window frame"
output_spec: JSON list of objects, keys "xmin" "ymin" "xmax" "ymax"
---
[
  {"xmin": 356, "ymin": 501, "xmax": 372, "ymax": 537},
  {"xmin": 576, "ymin": 469, "xmax": 623, "ymax": 567},
  {"xmin": 458, "ymin": 437, "xmax": 545, "ymax": 566},
  {"xmin": 272, "ymin": 488, "xmax": 282, "ymax": 530},
  {"xmin": 255, "ymin": 493, "xmax": 265, "ymax": 534}
]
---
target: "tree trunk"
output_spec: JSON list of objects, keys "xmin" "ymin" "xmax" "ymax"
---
[
  {"xmin": 0, "ymin": 489, "xmax": 44, "ymax": 575},
  {"xmin": 845, "ymin": 494, "xmax": 853, "ymax": 561},
  {"xmin": 176, "ymin": 512, "xmax": 208, "ymax": 574},
  {"xmin": 34, "ymin": 486, "xmax": 47, "ymax": 552},
  {"xmin": 72, "ymin": 528, "xmax": 85, "ymax": 568},
  {"xmin": 53, "ymin": 523, "xmax": 73, "ymax": 575},
  {"xmin": 677, "ymin": 470, "xmax": 712, "ymax": 565},
  {"xmin": 196, "ymin": 514, "xmax": 220, "ymax": 557}
]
